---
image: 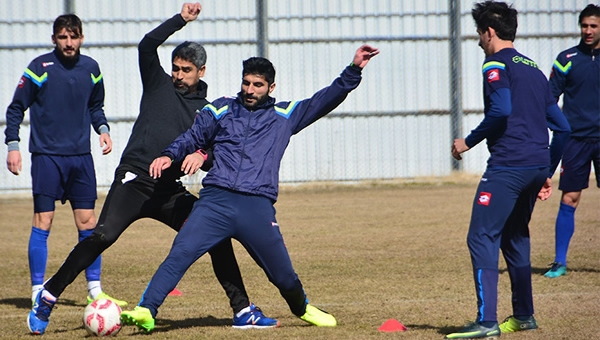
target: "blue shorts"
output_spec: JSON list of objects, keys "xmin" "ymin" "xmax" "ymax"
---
[
  {"xmin": 31, "ymin": 154, "xmax": 97, "ymax": 212},
  {"xmin": 558, "ymin": 137, "xmax": 600, "ymax": 192}
]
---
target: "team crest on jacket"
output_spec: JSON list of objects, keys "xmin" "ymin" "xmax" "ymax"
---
[
  {"xmin": 486, "ymin": 69, "xmax": 500, "ymax": 83},
  {"xmin": 477, "ymin": 192, "xmax": 492, "ymax": 206}
]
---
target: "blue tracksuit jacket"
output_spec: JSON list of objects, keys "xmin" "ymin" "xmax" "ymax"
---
[
  {"xmin": 162, "ymin": 65, "xmax": 363, "ymax": 201},
  {"xmin": 549, "ymin": 41, "xmax": 600, "ymax": 139},
  {"xmin": 4, "ymin": 50, "xmax": 108, "ymax": 155}
]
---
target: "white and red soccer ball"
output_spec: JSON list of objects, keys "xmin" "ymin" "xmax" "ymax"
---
[{"xmin": 82, "ymin": 298, "xmax": 122, "ymax": 336}]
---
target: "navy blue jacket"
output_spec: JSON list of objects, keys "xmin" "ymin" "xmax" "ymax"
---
[
  {"xmin": 162, "ymin": 65, "xmax": 363, "ymax": 201},
  {"xmin": 466, "ymin": 48, "xmax": 570, "ymax": 177},
  {"xmin": 4, "ymin": 50, "xmax": 108, "ymax": 155},
  {"xmin": 549, "ymin": 41, "xmax": 600, "ymax": 138}
]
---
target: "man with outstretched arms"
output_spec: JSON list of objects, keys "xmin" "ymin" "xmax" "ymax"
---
[{"xmin": 120, "ymin": 43, "xmax": 379, "ymax": 333}]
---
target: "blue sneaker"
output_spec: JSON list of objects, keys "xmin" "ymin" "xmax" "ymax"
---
[
  {"xmin": 232, "ymin": 303, "xmax": 280, "ymax": 329},
  {"xmin": 27, "ymin": 290, "xmax": 55, "ymax": 335},
  {"xmin": 544, "ymin": 262, "xmax": 567, "ymax": 278}
]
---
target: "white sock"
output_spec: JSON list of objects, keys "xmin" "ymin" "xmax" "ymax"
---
[
  {"xmin": 41, "ymin": 290, "xmax": 57, "ymax": 302},
  {"xmin": 32, "ymin": 285, "xmax": 44, "ymax": 301},
  {"xmin": 87, "ymin": 280, "xmax": 102, "ymax": 299},
  {"xmin": 235, "ymin": 305, "xmax": 252, "ymax": 318}
]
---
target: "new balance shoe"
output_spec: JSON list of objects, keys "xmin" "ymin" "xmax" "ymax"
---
[
  {"xmin": 445, "ymin": 322, "xmax": 500, "ymax": 339},
  {"xmin": 299, "ymin": 304, "xmax": 337, "ymax": 327},
  {"xmin": 232, "ymin": 303, "xmax": 281, "ymax": 329},
  {"xmin": 121, "ymin": 306, "xmax": 155, "ymax": 333},
  {"xmin": 87, "ymin": 292, "xmax": 128, "ymax": 307},
  {"xmin": 27, "ymin": 290, "xmax": 56, "ymax": 335},
  {"xmin": 544, "ymin": 262, "xmax": 567, "ymax": 278},
  {"xmin": 499, "ymin": 315, "xmax": 538, "ymax": 333}
]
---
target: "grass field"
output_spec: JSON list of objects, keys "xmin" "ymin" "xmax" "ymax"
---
[{"xmin": 0, "ymin": 176, "xmax": 598, "ymax": 339}]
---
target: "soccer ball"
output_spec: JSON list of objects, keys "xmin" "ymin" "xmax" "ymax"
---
[{"xmin": 83, "ymin": 298, "xmax": 122, "ymax": 336}]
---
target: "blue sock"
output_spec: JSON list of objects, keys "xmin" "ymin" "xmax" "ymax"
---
[
  {"xmin": 29, "ymin": 227, "xmax": 49, "ymax": 286},
  {"xmin": 554, "ymin": 202, "xmax": 576, "ymax": 266},
  {"xmin": 79, "ymin": 229, "xmax": 102, "ymax": 281}
]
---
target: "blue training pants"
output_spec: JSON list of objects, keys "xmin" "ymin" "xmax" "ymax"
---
[
  {"xmin": 140, "ymin": 185, "xmax": 306, "ymax": 317},
  {"xmin": 467, "ymin": 167, "xmax": 547, "ymax": 323}
]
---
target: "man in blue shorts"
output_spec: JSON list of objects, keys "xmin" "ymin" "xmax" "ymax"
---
[
  {"xmin": 25, "ymin": 3, "xmax": 278, "ymax": 335},
  {"xmin": 446, "ymin": 1, "xmax": 570, "ymax": 338},
  {"xmin": 544, "ymin": 4, "xmax": 600, "ymax": 279},
  {"xmin": 4, "ymin": 14, "xmax": 124, "ymax": 310},
  {"xmin": 119, "ymin": 41, "xmax": 379, "ymax": 332}
]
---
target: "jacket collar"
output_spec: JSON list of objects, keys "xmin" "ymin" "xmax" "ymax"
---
[
  {"xmin": 577, "ymin": 40, "xmax": 600, "ymax": 56},
  {"xmin": 183, "ymin": 79, "xmax": 208, "ymax": 100}
]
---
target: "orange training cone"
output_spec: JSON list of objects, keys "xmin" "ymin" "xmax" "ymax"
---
[
  {"xmin": 168, "ymin": 287, "xmax": 183, "ymax": 296},
  {"xmin": 378, "ymin": 318, "xmax": 407, "ymax": 332}
]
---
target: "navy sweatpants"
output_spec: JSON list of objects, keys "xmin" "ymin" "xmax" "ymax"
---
[
  {"xmin": 466, "ymin": 167, "xmax": 547, "ymax": 323},
  {"xmin": 140, "ymin": 185, "xmax": 306, "ymax": 318}
]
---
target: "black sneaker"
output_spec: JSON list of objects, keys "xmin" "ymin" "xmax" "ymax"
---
[{"xmin": 445, "ymin": 321, "xmax": 500, "ymax": 339}]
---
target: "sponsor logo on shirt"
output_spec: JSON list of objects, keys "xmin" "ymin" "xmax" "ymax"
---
[
  {"xmin": 560, "ymin": 165, "xmax": 564, "ymax": 176},
  {"xmin": 566, "ymin": 52, "xmax": 577, "ymax": 58},
  {"xmin": 477, "ymin": 192, "xmax": 492, "ymax": 206},
  {"xmin": 486, "ymin": 69, "xmax": 500, "ymax": 83},
  {"xmin": 42, "ymin": 61, "xmax": 54, "ymax": 67},
  {"xmin": 18, "ymin": 76, "xmax": 25, "ymax": 88}
]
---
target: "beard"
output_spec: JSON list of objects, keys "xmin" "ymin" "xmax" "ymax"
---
[
  {"xmin": 173, "ymin": 80, "xmax": 190, "ymax": 95},
  {"xmin": 241, "ymin": 93, "xmax": 269, "ymax": 109}
]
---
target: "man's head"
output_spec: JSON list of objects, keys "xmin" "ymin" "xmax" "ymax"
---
[
  {"xmin": 52, "ymin": 14, "xmax": 84, "ymax": 60},
  {"xmin": 171, "ymin": 41, "xmax": 207, "ymax": 94},
  {"xmin": 240, "ymin": 57, "xmax": 276, "ymax": 109},
  {"xmin": 579, "ymin": 4, "xmax": 600, "ymax": 49},
  {"xmin": 472, "ymin": 1, "xmax": 517, "ymax": 56}
]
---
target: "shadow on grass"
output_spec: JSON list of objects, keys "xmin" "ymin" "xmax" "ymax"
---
[
  {"xmin": 497, "ymin": 266, "xmax": 600, "ymax": 276},
  {"xmin": 0, "ymin": 297, "xmax": 84, "ymax": 310},
  {"xmin": 149, "ymin": 315, "xmax": 231, "ymax": 333}
]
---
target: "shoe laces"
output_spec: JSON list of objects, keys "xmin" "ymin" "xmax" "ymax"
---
[
  {"xmin": 501, "ymin": 316, "xmax": 514, "ymax": 324},
  {"xmin": 249, "ymin": 305, "xmax": 266, "ymax": 317},
  {"xmin": 36, "ymin": 297, "xmax": 55, "ymax": 321},
  {"xmin": 548, "ymin": 262, "xmax": 562, "ymax": 271}
]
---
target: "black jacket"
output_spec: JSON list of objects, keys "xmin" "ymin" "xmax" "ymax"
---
[{"xmin": 119, "ymin": 14, "xmax": 209, "ymax": 180}]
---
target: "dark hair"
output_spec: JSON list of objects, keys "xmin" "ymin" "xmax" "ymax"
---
[
  {"xmin": 472, "ymin": 1, "xmax": 518, "ymax": 42},
  {"xmin": 53, "ymin": 14, "xmax": 82, "ymax": 36},
  {"xmin": 579, "ymin": 4, "xmax": 600, "ymax": 25},
  {"xmin": 242, "ymin": 57, "xmax": 276, "ymax": 85},
  {"xmin": 172, "ymin": 41, "xmax": 207, "ymax": 70}
]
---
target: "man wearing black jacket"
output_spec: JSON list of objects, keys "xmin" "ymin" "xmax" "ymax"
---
[{"xmin": 27, "ymin": 3, "xmax": 278, "ymax": 335}]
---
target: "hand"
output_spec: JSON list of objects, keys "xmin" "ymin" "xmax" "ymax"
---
[
  {"xmin": 451, "ymin": 138, "xmax": 469, "ymax": 160},
  {"xmin": 149, "ymin": 156, "xmax": 173, "ymax": 179},
  {"xmin": 181, "ymin": 2, "xmax": 201, "ymax": 22},
  {"xmin": 6, "ymin": 150, "xmax": 22, "ymax": 175},
  {"xmin": 352, "ymin": 44, "xmax": 379, "ymax": 69},
  {"xmin": 99, "ymin": 133, "xmax": 112, "ymax": 155},
  {"xmin": 181, "ymin": 152, "xmax": 205, "ymax": 175},
  {"xmin": 537, "ymin": 178, "xmax": 552, "ymax": 201}
]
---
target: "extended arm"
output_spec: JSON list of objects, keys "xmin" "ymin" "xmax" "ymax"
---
[
  {"xmin": 288, "ymin": 44, "xmax": 379, "ymax": 133},
  {"xmin": 138, "ymin": 2, "xmax": 201, "ymax": 88}
]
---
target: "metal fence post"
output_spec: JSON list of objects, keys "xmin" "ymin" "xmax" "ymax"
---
[{"xmin": 449, "ymin": 0, "xmax": 463, "ymax": 171}]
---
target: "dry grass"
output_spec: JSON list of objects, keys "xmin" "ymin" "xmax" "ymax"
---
[{"xmin": 0, "ymin": 176, "xmax": 598, "ymax": 339}]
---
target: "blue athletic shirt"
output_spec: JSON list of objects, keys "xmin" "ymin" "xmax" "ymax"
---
[
  {"xmin": 549, "ymin": 41, "xmax": 600, "ymax": 139},
  {"xmin": 466, "ymin": 48, "xmax": 570, "ymax": 176},
  {"xmin": 4, "ymin": 50, "xmax": 108, "ymax": 155}
]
